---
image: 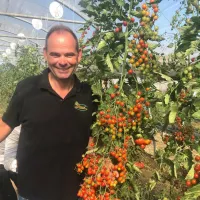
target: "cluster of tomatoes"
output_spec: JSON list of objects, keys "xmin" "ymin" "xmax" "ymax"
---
[
  {"xmin": 76, "ymin": 137, "xmax": 131, "ymax": 200},
  {"xmin": 164, "ymin": 117, "xmax": 195, "ymax": 145},
  {"xmin": 96, "ymin": 87, "xmax": 151, "ymax": 141},
  {"xmin": 178, "ymin": 89, "xmax": 189, "ymax": 102},
  {"xmin": 140, "ymin": 3, "xmax": 159, "ymax": 26},
  {"xmin": 128, "ymin": 37, "xmax": 153, "ymax": 75},
  {"xmin": 175, "ymin": 117, "xmax": 195, "ymax": 143},
  {"xmin": 126, "ymin": 2, "xmax": 160, "ymax": 76},
  {"xmin": 185, "ymin": 155, "xmax": 200, "ymax": 188},
  {"xmin": 182, "ymin": 65, "xmax": 194, "ymax": 82},
  {"xmin": 134, "ymin": 137, "xmax": 151, "ymax": 149}
]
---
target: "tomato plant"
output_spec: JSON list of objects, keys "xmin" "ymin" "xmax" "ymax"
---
[
  {"xmin": 0, "ymin": 45, "xmax": 45, "ymax": 114},
  {"xmin": 75, "ymin": 0, "xmax": 200, "ymax": 199}
]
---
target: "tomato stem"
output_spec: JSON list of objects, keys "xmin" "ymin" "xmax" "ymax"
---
[{"xmin": 120, "ymin": 0, "xmax": 134, "ymax": 91}]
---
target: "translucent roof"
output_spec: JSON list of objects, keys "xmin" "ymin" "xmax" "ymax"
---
[
  {"xmin": 0, "ymin": 0, "xmax": 88, "ymax": 54},
  {"xmin": 0, "ymin": 0, "xmax": 182, "ymax": 59}
]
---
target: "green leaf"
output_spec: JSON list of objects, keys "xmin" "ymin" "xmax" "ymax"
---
[
  {"xmin": 105, "ymin": 54, "xmax": 114, "ymax": 72},
  {"xmin": 104, "ymin": 32, "xmax": 115, "ymax": 40},
  {"xmin": 164, "ymin": 94, "xmax": 170, "ymax": 105},
  {"xmin": 131, "ymin": 10, "xmax": 142, "ymax": 18},
  {"xmin": 86, "ymin": 147, "xmax": 98, "ymax": 154},
  {"xmin": 97, "ymin": 40, "xmax": 107, "ymax": 50},
  {"xmin": 77, "ymin": 28, "xmax": 85, "ymax": 33},
  {"xmin": 148, "ymin": 179, "xmax": 156, "ymax": 191},
  {"xmin": 115, "ymin": 44, "xmax": 124, "ymax": 52},
  {"xmin": 194, "ymin": 144, "xmax": 200, "ymax": 154},
  {"xmin": 163, "ymin": 158, "xmax": 174, "ymax": 176},
  {"xmin": 182, "ymin": 184, "xmax": 200, "ymax": 200},
  {"xmin": 167, "ymin": 43, "xmax": 174, "ymax": 48},
  {"xmin": 154, "ymin": 72, "xmax": 173, "ymax": 81},
  {"xmin": 192, "ymin": 110, "xmax": 200, "ymax": 119},
  {"xmin": 115, "ymin": 0, "xmax": 125, "ymax": 7},
  {"xmin": 148, "ymin": 42, "xmax": 159, "ymax": 50},
  {"xmin": 192, "ymin": 88, "xmax": 200, "ymax": 98},
  {"xmin": 113, "ymin": 59, "xmax": 120, "ymax": 71},
  {"xmin": 155, "ymin": 171, "xmax": 161, "ymax": 181},
  {"xmin": 136, "ymin": 7, "xmax": 141, "ymax": 12},
  {"xmin": 169, "ymin": 102, "xmax": 178, "ymax": 124},
  {"xmin": 185, "ymin": 165, "xmax": 195, "ymax": 180},
  {"xmin": 86, "ymin": 5, "xmax": 94, "ymax": 12},
  {"xmin": 191, "ymin": 16, "xmax": 200, "ymax": 25},
  {"xmin": 195, "ymin": 62, "xmax": 200, "ymax": 69},
  {"xmin": 91, "ymin": 81, "xmax": 102, "ymax": 97},
  {"xmin": 174, "ymin": 163, "xmax": 177, "ymax": 178},
  {"xmin": 183, "ymin": 149, "xmax": 193, "ymax": 170}
]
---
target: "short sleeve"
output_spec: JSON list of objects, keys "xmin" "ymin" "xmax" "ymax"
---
[{"xmin": 2, "ymin": 83, "xmax": 24, "ymax": 129}]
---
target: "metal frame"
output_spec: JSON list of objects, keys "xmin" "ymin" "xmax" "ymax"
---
[
  {"xmin": 0, "ymin": 12, "xmax": 86, "ymax": 24},
  {"xmin": 0, "ymin": 34, "xmax": 45, "ymax": 40},
  {"xmin": 56, "ymin": 0, "xmax": 89, "ymax": 21},
  {"xmin": 0, "ymin": 29, "xmax": 42, "ymax": 45}
]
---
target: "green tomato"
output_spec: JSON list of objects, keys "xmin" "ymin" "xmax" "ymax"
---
[
  {"xmin": 155, "ymin": 26, "xmax": 159, "ymax": 31},
  {"xmin": 153, "ymin": 65, "xmax": 157, "ymax": 69},
  {"xmin": 187, "ymin": 66, "xmax": 193, "ymax": 71},
  {"xmin": 136, "ymin": 134, "xmax": 143, "ymax": 138},
  {"xmin": 182, "ymin": 77, "xmax": 187, "ymax": 82},
  {"xmin": 132, "ymin": 126, "xmax": 136, "ymax": 131}
]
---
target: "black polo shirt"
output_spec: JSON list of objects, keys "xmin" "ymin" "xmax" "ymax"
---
[{"xmin": 2, "ymin": 69, "xmax": 95, "ymax": 200}]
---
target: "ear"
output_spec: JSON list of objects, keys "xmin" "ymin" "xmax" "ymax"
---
[
  {"xmin": 77, "ymin": 49, "xmax": 82, "ymax": 63},
  {"xmin": 43, "ymin": 47, "xmax": 47, "ymax": 61}
]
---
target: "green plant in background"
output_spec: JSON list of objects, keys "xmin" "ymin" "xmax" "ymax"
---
[{"xmin": 0, "ymin": 45, "xmax": 45, "ymax": 114}]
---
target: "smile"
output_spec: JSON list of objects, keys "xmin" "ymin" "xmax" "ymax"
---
[{"xmin": 55, "ymin": 66, "xmax": 74, "ymax": 70}]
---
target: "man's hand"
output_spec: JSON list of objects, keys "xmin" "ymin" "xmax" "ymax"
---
[{"xmin": 0, "ymin": 119, "xmax": 12, "ymax": 142}]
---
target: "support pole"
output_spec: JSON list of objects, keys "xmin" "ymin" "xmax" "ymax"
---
[{"xmin": 0, "ymin": 34, "xmax": 45, "ymax": 40}]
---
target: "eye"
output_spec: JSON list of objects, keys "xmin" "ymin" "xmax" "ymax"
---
[
  {"xmin": 49, "ymin": 52, "xmax": 60, "ymax": 57},
  {"xmin": 65, "ymin": 53, "xmax": 76, "ymax": 58}
]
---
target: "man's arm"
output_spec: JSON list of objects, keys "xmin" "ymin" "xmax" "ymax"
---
[{"xmin": 0, "ymin": 119, "xmax": 12, "ymax": 142}]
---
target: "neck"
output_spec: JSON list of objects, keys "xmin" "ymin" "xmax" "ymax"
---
[{"xmin": 48, "ymin": 72, "xmax": 75, "ymax": 98}]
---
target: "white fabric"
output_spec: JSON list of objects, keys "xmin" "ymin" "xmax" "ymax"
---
[
  {"xmin": 4, "ymin": 125, "xmax": 21, "ymax": 172},
  {"xmin": 0, "ymin": 140, "xmax": 5, "ymax": 164}
]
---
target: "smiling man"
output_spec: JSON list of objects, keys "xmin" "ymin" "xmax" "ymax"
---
[{"xmin": 0, "ymin": 25, "xmax": 96, "ymax": 200}]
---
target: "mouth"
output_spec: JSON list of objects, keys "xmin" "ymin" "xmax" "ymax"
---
[{"xmin": 55, "ymin": 66, "xmax": 73, "ymax": 71}]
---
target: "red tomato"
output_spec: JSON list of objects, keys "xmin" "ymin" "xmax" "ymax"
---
[
  {"xmin": 128, "ymin": 69, "xmax": 133, "ymax": 74},
  {"xmin": 135, "ymin": 138, "xmax": 145, "ymax": 145},
  {"xmin": 195, "ymin": 155, "xmax": 200, "ymax": 162},
  {"xmin": 130, "ymin": 17, "xmax": 135, "ymax": 22},
  {"xmin": 191, "ymin": 179, "xmax": 197, "ymax": 185},
  {"xmin": 186, "ymin": 180, "xmax": 191, "ymax": 187},
  {"xmin": 140, "ymin": 144, "xmax": 146, "ymax": 149},
  {"xmin": 134, "ymin": 162, "xmax": 145, "ymax": 169},
  {"xmin": 110, "ymin": 93, "xmax": 115, "ymax": 99}
]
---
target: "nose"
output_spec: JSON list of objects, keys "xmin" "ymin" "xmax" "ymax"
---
[{"xmin": 58, "ymin": 56, "xmax": 68, "ymax": 67}]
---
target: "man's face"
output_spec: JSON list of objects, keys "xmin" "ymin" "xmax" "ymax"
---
[{"xmin": 43, "ymin": 31, "xmax": 82, "ymax": 80}]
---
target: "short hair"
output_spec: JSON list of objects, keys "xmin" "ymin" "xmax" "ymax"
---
[{"xmin": 45, "ymin": 24, "xmax": 79, "ymax": 52}]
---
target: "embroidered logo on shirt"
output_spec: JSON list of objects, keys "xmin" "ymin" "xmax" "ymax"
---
[{"xmin": 74, "ymin": 101, "xmax": 88, "ymax": 111}]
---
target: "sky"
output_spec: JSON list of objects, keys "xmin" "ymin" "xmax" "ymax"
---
[{"xmin": 154, "ymin": 0, "xmax": 183, "ymax": 54}]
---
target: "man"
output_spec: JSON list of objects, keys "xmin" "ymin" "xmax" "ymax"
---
[{"xmin": 0, "ymin": 25, "xmax": 96, "ymax": 200}]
